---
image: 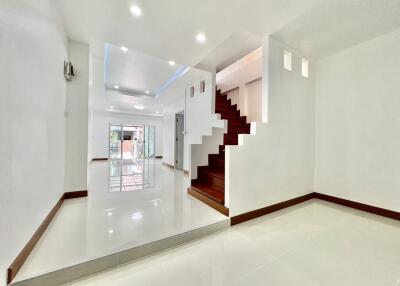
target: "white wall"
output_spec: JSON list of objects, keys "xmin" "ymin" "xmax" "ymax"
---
[
  {"xmin": 162, "ymin": 68, "xmax": 224, "ymax": 172},
  {"xmin": 90, "ymin": 110, "xmax": 163, "ymax": 159},
  {"xmin": 315, "ymin": 28, "xmax": 400, "ymax": 211},
  {"xmin": 64, "ymin": 41, "xmax": 89, "ymax": 192},
  {"xmin": 217, "ymin": 47, "xmax": 263, "ymax": 123},
  {"xmin": 227, "ymin": 37, "xmax": 315, "ymax": 215},
  {"xmin": 162, "ymin": 98, "xmax": 185, "ymax": 167},
  {"xmin": 0, "ymin": 1, "xmax": 67, "ymax": 285}
]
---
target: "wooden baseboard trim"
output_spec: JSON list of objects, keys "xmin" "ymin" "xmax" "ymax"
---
[
  {"xmin": 91, "ymin": 158, "xmax": 108, "ymax": 162},
  {"xmin": 155, "ymin": 156, "xmax": 163, "ymax": 159},
  {"xmin": 162, "ymin": 162, "xmax": 174, "ymax": 169},
  {"xmin": 7, "ymin": 190, "xmax": 88, "ymax": 284},
  {"xmin": 231, "ymin": 192, "xmax": 400, "ymax": 226},
  {"xmin": 230, "ymin": 193, "xmax": 315, "ymax": 226},
  {"xmin": 314, "ymin": 192, "xmax": 400, "ymax": 221},
  {"xmin": 187, "ymin": 187, "xmax": 229, "ymax": 216},
  {"xmin": 63, "ymin": 190, "xmax": 88, "ymax": 200}
]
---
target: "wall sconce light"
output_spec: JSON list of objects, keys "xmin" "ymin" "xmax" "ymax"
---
[{"xmin": 64, "ymin": 61, "xmax": 75, "ymax": 81}]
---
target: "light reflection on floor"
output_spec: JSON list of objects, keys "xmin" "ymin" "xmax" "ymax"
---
[
  {"xmin": 14, "ymin": 158, "xmax": 228, "ymax": 283},
  {"xmin": 109, "ymin": 159, "xmax": 155, "ymax": 192}
]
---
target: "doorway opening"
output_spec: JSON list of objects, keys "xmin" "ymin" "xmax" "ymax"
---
[
  {"xmin": 175, "ymin": 112, "xmax": 184, "ymax": 170},
  {"xmin": 109, "ymin": 124, "xmax": 155, "ymax": 159}
]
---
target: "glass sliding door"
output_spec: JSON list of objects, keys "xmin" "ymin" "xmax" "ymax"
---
[
  {"xmin": 109, "ymin": 124, "xmax": 154, "ymax": 160},
  {"xmin": 122, "ymin": 125, "xmax": 135, "ymax": 159},
  {"xmin": 109, "ymin": 124, "xmax": 122, "ymax": 159},
  {"xmin": 144, "ymin": 126, "xmax": 155, "ymax": 158}
]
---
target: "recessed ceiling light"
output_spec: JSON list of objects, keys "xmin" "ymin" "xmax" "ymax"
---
[
  {"xmin": 131, "ymin": 212, "xmax": 143, "ymax": 220},
  {"xmin": 155, "ymin": 111, "xmax": 161, "ymax": 114},
  {"xmin": 108, "ymin": 229, "xmax": 114, "ymax": 234},
  {"xmin": 145, "ymin": 90, "xmax": 150, "ymax": 94},
  {"xmin": 120, "ymin": 46, "xmax": 128, "ymax": 53},
  {"xmin": 196, "ymin": 33, "xmax": 206, "ymax": 43},
  {"xmin": 169, "ymin": 60, "xmax": 175, "ymax": 66},
  {"xmin": 107, "ymin": 211, "xmax": 112, "ymax": 216},
  {"xmin": 134, "ymin": 104, "xmax": 144, "ymax": 110},
  {"xmin": 130, "ymin": 5, "xmax": 142, "ymax": 17},
  {"xmin": 114, "ymin": 85, "xmax": 119, "ymax": 89},
  {"xmin": 109, "ymin": 106, "xmax": 114, "ymax": 109}
]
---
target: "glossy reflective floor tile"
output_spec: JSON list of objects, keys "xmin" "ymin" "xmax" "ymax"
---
[
  {"xmin": 15, "ymin": 159, "xmax": 228, "ymax": 281},
  {"xmin": 65, "ymin": 200, "xmax": 400, "ymax": 286}
]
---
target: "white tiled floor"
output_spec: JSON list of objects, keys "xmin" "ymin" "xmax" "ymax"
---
[
  {"xmin": 65, "ymin": 200, "xmax": 400, "ymax": 286},
  {"xmin": 15, "ymin": 159, "xmax": 228, "ymax": 281}
]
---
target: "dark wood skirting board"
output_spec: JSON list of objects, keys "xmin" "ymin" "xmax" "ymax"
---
[
  {"xmin": 91, "ymin": 158, "xmax": 108, "ymax": 162},
  {"xmin": 7, "ymin": 190, "xmax": 88, "ymax": 284},
  {"xmin": 155, "ymin": 156, "xmax": 163, "ymax": 159},
  {"xmin": 187, "ymin": 187, "xmax": 229, "ymax": 216},
  {"xmin": 230, "ymin": 193, "xmax": 314, "ymax": 225},
  {"xmin": 64, "ymin": 190, "xmax": 88, "ymax": 199},
  {"xmin": 162, "ymin": 162, "xmax": 175, "ymax": 169},
  {"xmin": 314, "ymin": 192, "xmax": 400, "ymax": 221},
  {"xmin": 231, "ymin": 192, "xmax": 400, "ymax": 226}
]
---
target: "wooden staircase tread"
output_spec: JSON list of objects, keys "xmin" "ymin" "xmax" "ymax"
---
[
  {"xmin": 199, "ymin": 167, "xmax": 225, "ymax": 179},
  {"xmin": 190, "ymin": 90, "xmax": 250, "ymax": 209},
  {"xmin": 191, "ymin": 181, "xmax": 224, "ymax": 204}
]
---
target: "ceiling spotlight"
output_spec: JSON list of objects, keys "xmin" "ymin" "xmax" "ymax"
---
[
  {"xmin": 169, "ymin": 60, "xmax": 175, "ymax": 66},
  {"xmin": 120, "ymin": 46, "xmax": 128, "ymax": 53},
  {"xmin": 130, "ymin": 5, "xmax": 142, "ymax": 17},
  {"xmin": 155, "ymin": 111, "xmax": 161, "ymax": 114},
  {"xmin": 114, "ymin": 85, "xmax": 119, "ymax": 89},
  {"xmin": 109, "ymin": 106, "xmax": 115, "ymax": 109},
  {"xmin": 145, "ymin": 90, "xmax": 150, "ymax": 94},
  {"xmin": 108, "ymin": 229, "xmax": 114, "ymax": 234},
  {"xmin": 131, "ymin": 212, "xmax": 143, "ymax": 220},
  {"xmin": 134, "ymin": 104, "xmax": 144, "ymax": 110},
  {"xmin": 196, "ymin": 33, "xmax": 206, "ymax": 43}
]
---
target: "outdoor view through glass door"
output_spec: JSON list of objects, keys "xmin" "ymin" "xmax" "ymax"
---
[
  {"xmin": 108, "ymin": 124, "xmax": 156, "ymax": 192},
  {"xmin": 109, "ymin": 124, "xmax": 155, "ymax": 159}
]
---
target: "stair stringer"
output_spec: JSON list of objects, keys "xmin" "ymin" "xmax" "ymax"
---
[
  {"xmin": 190, "ymin": 120, "xmax": 227, "ymax": 180},
  {"xmin": 224, "ymin": 121, "xmax": 258, "ymax": 209}
]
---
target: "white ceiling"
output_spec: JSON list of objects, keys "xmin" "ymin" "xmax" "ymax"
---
[
  {"xmin": 273, "ymin": 0, "xmax": 400, "ymax": 59},
  {"xmin": 105, "ymin": 44, "xmax": 185, "ymax": 96},
  {"xmin": 197, "ymin": 30, "xmax": 262, "ymax": 72},
  {"xmin": 56, "ymin": 0, "xmax": 324, "ymax": 68},
  {"xmin": 89, "ymin": 42, "xmax": 210, "ymax": 116},
  {"xmin": 62, "ymin": 0, "xmax": 400, "ymax": 116}
]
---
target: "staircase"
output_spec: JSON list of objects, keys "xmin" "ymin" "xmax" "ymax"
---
[{"xmin": 188, "ymin": 90, "xmax": 250, "ymax": 215}]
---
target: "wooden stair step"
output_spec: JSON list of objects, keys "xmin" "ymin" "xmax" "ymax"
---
[
  {"xmin": 190, "ymin": 180, "xmax": 224, "ymax": 204},
  {"xmin": 198, "ymin": 167, "xmax": 225, "ymax": 191},
  {"xmin": 224, "ymin": 117, "xmax": 247, "ymax": 125},
  {"xmin": 216, "ymin": 108, "xmax": 240, "ymax": 117},
  {"xmin": 228, "ymin": 124, "xmax": 250, "ymax": 134},
  {"xmin": 209, "ymin": 154, "xmax": 224, "ymax": 168},
  {"xmin": 198, "ymin": 166, "xmax": 224, "ymax": 179},
  {"xmin": 224, "ymin": 137, "xmax": 238, "ymax": 145},
  {"xmin": 220, "ymin": 113, "xmax": 245, "ymax": 121}
]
